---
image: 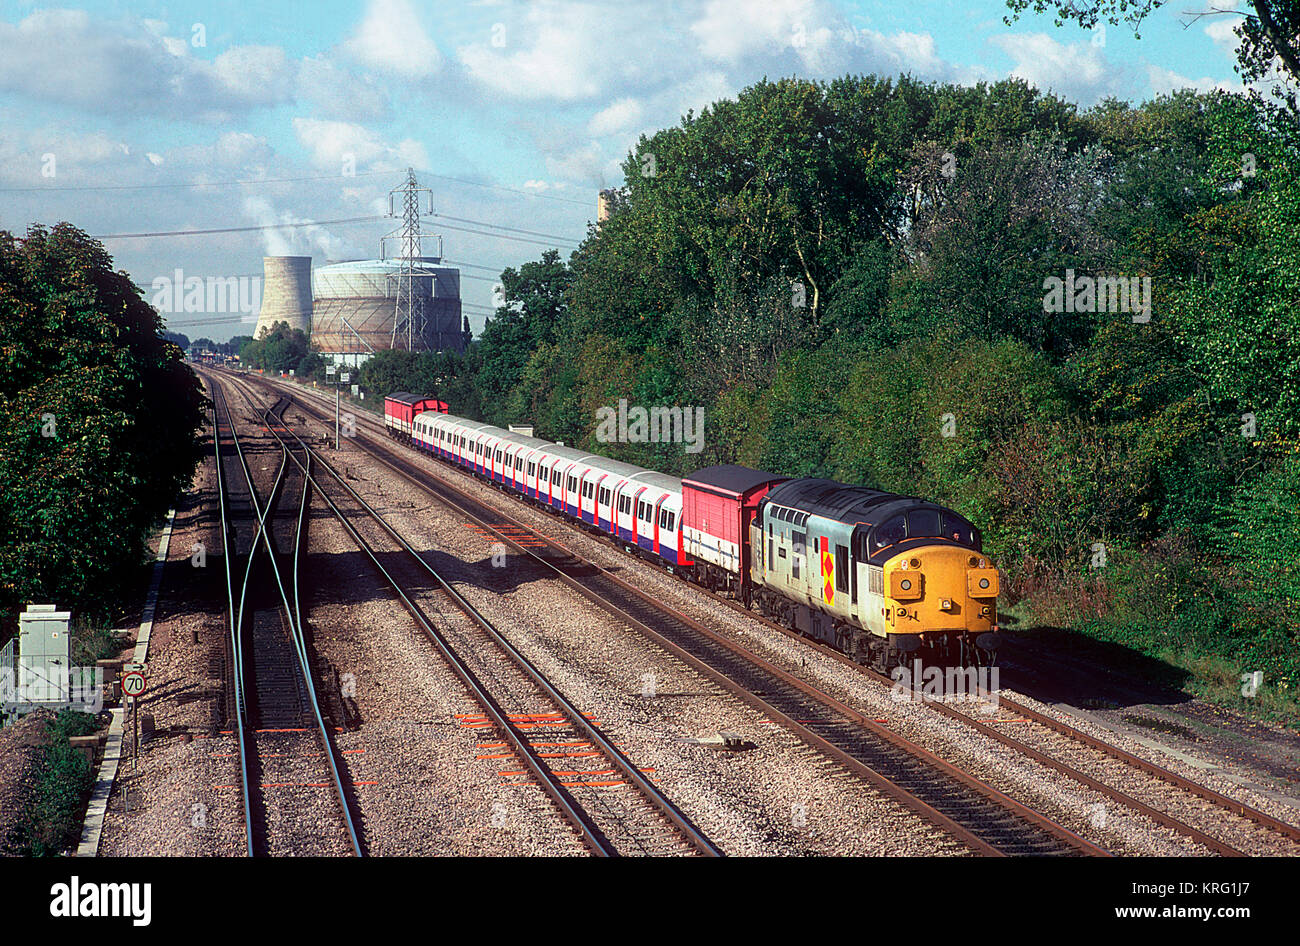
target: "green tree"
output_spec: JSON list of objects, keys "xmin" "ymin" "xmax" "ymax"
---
[
  {"xmin": 1005, "ymin": 1, "xmax": 1300, "ymax": 113},
  {"xmin": 0, "ymin": 224, "xmax": 207, "ymax": 620}
]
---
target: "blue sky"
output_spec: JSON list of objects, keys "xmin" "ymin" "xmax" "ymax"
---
[{"xmin": 0, "ymin": 0, "xmax": 1253, "ymax": 340}]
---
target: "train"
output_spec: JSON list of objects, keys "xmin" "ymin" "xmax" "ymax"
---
[{"xmin": 384, "ymin": 394, "xmax": 1001, "ymax": 671}]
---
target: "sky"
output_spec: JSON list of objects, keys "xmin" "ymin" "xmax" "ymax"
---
[{"xmin": 0, "ymin": 0, "xmax": 1257, "ymax": 342}]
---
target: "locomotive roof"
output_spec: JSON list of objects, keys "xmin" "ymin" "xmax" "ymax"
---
[
  {"xmin": 761, "ymin": 477, "xmax": 947, "ymax": 525},
  {"xmin": 683, "ymin": 464, "xmax": 788, "ymax": 498}
]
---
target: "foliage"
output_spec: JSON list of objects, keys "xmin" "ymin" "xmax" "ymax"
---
[
  {"xmin": 355, "ymin": 347, "xmax": 479, "ymax": 417},
  {"xmin": 16, "ymin": 710, "xmax": 100, "ymax": 856},
  {"xmin": 1004, "ymin": 1, "xmax": 1300, "ymax": 114},
  {"xmin": 239, "ymin": 320, "xmax": 310, "ymax": 372},
  {"xmin": 443, "ymin": 78, "xmax": 1300, "ymax": 720},
  {"xmin": 0, "ymin": 223, "xmax": 207, "ymax": 625}
]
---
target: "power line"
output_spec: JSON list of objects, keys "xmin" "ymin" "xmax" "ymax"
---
[
  {"xmin": 95, "ymin": 215, "xmax": 579, "ymax": 249},
  {"xmin": 3, "ymin": 166, "xmax": 599, "ymax": 210},
  {"xmin": 413, "ymin": 169, "xmax": 592, "ymax": 207},
  {"xmin": 94, "ymin": 216, "xmax": 385, "ymax": 239},
  {"xmin": 433, "ymin": 220, "xmax": 577, "ymax": 248},
  {"xmin": 0, "ymin": 170, "xmax": 395, "ymax": 194},
  {"xmin": 443, "ymin": 258, "xmax": 504, "ymax": 272},
  {"xmin": 433, "ymin": 213, "xmax": 579, "ymax": 244}
]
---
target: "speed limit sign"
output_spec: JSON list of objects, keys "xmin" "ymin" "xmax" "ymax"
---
[{"xmin": 121, "ymin": 671, "xmax": 147, "ymax": 698}]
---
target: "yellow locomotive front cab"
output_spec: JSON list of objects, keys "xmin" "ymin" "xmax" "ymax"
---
[{"xmin": 883, "ymin": 545, "xmax": 999, "ymax": 664}]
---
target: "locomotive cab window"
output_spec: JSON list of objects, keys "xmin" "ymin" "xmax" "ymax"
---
[
  {"xmin": 873, "ymin": 515, "xmax": 906, "ymax": 551},
  {"xmin": 942, "ymin": 513, "xmax": 978, "ymax": 547},
  {"xmin": 908, "ymin": 508, "xmax": 941, "ymax": 538}
]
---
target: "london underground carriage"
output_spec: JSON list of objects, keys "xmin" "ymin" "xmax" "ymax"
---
[{"xmin": 403, "ymin": 409, "xmax": 1000, "ymax": 670}]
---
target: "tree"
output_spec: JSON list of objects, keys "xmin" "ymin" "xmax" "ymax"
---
[
  {"xmin": 239, "ymin": 321, "xmax": 309, "ymax": 372},
  {"xmin": 473, "ymin": 250, "xmax": 573, "ymax": 426},
  {"xmin": 0, "ymin": 223, "xmax": 207, "ymax": 621},
  {"xmin": 1005, "ymin": 1, "xmax": 1300, "ymax": 113}
]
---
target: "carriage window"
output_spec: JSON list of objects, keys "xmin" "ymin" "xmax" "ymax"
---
[
  {"xmin": 791, "ymin": 530, "xmax": 806, "ymax": 557},
  {"xmin": 583, "ymin": 481, "xmax": 593, "ymax": 498},
  {"xmin": 666, "ymin": 512, "xmax": 676, "ymax": 532},
  {"xmin": 528, "ymin": 462, "xmax": 536, "ymax": 476},
  {"xmin": 873, "ymin": 515, "xmax": 906, "ymax": 551},
  {"xmin": 908, "ymin": 509, "xmax": 941, "ymax": 538}
]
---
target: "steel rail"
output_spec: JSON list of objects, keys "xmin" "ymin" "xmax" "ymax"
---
[
  {"xmin": 257, "ymin": 381, "xmax": 1107, "ymax": 856},
  {"xmin": 209, "ymin": 373, "xmax": 364, "ymax": 857},
  {"xmin": 259, "ymin": 396, "xmax": 719, "ymax": 857},
  {"xmin": 207, "ymin": 381, "xmax": 256, "ymax": 857},
  {"xmin": 247, "ymin": 369, "xmax": 1300, "ymax": 855}
]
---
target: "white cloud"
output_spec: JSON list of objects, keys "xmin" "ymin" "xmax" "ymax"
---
[
  {"xmin": 343, "ymin": 0, "xmax": 442, "ymax": 78},
  {"xmin": 1147, "ymin": 65, "xmax": 1236, "ymax": 96},
  {"xmin": 0, "ymin": 11, "xmax": 295, "ymax": 118},
  {"xmin": 212, "ymin": 46, "xmax": 293, "ymax": 100},
  {"xmin": 296, "ymin": 55, "xmax": 392, "ymax": 122},
  {"xmin": 992, "ymin": 32, "xmax": 1127, "ymax": 104},
  {"xmin": 457, "ymin": 1, "xmax": 643, "ymax": 101},
  {"xmin": 1204, "ymin": 17, "xmax": 1241, "ymax": 54},
  {"xmin": 691, "ymin": 0, "xmax": 834, "ymax": 64},
  {"xmin": 543, "ymin": 140, "xmax": 607, "ymax": 186},
  {"xmin": 588, "ymin": 98, "xmax": 644, "ymax": 137},
  {"xmin": 292, "ymin": 118, "xmax": 429, "ymax": 173}
]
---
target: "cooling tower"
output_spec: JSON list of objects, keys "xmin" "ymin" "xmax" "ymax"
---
[
  {"xmin": 311, "ymin": 257, "xmax": 465, "ymax": 364},
  {"xmin": 254, "ymin": 256, "xmax": 312, "ymax": 338}
]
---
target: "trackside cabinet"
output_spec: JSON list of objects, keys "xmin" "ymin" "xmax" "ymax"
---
[{"xmin": 19, "ymin": 603, "xmax": 71, "ymax": 704}]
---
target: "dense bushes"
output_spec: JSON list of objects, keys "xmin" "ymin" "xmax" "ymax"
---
[
  {"xmin": 0, "ymin": 224, "xmax": 207, "ymax": 625},
  {"xmin": 13, "ymin": 710, "xmax": 101, "ymax": 856}
]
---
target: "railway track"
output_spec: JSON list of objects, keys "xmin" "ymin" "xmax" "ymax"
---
[
  {"xmin": 234, "ymin": 381, "xmax": 719, "ymax": 857},
  {"xmin": 206, "ymin": 373, "xmax": 363, "ymax": 857},
  {"xmin": 241, "ymin": 375, "xmax": 1114, "ymax": 856},
  {"xmin": 244, "ymin": 370, "xmax": 1300, "ymax": 856}
]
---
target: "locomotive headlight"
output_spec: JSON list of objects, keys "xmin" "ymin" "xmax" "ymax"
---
[
  {"xmin": 939, "ymin": 598, "xmax": 953, "ymax": 611},
  {"xmin": 900, "ymin": 579, "xmax": 912, "ymax": 591},
  {"xmin": 967, "ymin": 568, "xmax": 999, "ymax": 598}
]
